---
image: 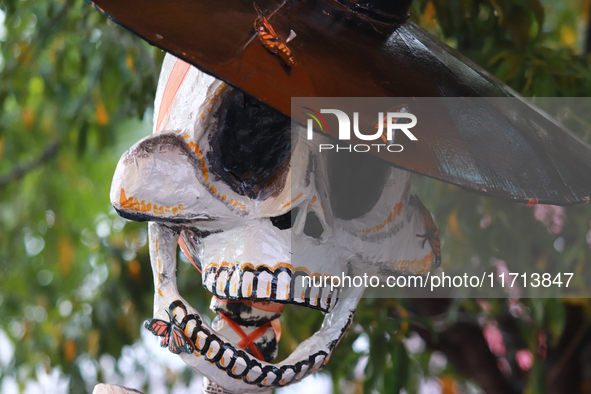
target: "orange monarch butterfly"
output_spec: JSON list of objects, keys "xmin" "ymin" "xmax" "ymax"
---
[
  {"xmin": 144, "ymin": 301, "xmax": 195, "ymax": 354},
  {"xmin": 412, "ymin": 195, "xmax": 442, "ymax": 268},
  {"xmin": 253, "ymin": 3, "xmax": 296, "ymax": 67}
]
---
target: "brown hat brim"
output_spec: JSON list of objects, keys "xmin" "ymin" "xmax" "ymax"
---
[{"xmin": 89, "ymin": 0, "xmax": 591, "ymax": 205}]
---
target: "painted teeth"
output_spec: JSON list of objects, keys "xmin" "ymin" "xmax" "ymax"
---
[
  {"xmin": 205, "ymin": 339, "xmax": 221, "ymax": 360},
  {"xmin": 217, "ymin": 270, "xmax": 229, "ymax": 295},
  {"xmin": 280, "ymin": 368, "xmax": 295, "ymax": 385},
  {"xmin": 295, "ymin": 362, "xmax": 309, "ymax": 380},
  {"xmin": 319, "ymin": 293, "xmax": 328, "ymax": 310},
  {"xmin": 220, "ymin": 349, "xmax": 233, "ymax": 367},
  {"xmin": 246, "ymin": 366, "xmax": 262, "ymax": 383},
  {"xmin": 308, "ymin": 285, "xmax": 320, "ymax": 307},
  {"xmin": 205, "ymin": 271, "xmax": 216, "ymax": 293},
  {"xmin": 230, "ymin": 356, "xmax": 247, "ymax": 377},
  {"xmin": 242, "ymin": 271, "xmax": 254, "ymax": 298},
  {"xmin": 256, "ymin": 271, "xmax": 273, "ymax": 299},
  {"xmin": 276, "ymin": 271, "xmax": 290, "ymax": 300},
  {"xmin": 204, "ymin": 264, "xmax": 340, "ymax": 313},
  {"xmin": 312, "ymin": 354, "xmax": 326, "ymax": 370},
  {"xmin": 329, "ymin": 292, "xmax": 338, "ymax": 310},
  {"xmin": 262, "ymin": 370, "xmax": 277, "ymax": 386},
  {"xmin": 229, "ymin": 269, "xmax": 240, "ymax": 297},
  {"xmin": 195, "ymin": 331, "xmax": 208, "ymax": 351}
]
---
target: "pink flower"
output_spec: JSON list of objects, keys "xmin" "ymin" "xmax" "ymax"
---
[
  {"xmin": 516, "ymin": 349, "xmax": 534, "ymax": 371},
  {"xmin": 533, "ymin": 205, "xmax": 566, "ymax": 234},
  {"xmin": 483, "ymin": 323, "xmax": 506, "ymax": 357}
]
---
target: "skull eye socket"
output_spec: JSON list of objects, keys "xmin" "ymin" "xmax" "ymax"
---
[
  {"xmin": 207, "ymin": 89, "xmax": 291, "ymax": 200},
  {"xmin": 328, "ymin": 150, "xmax": 390, "ymax": 220}
]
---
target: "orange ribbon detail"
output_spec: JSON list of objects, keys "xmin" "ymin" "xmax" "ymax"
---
[{"xmin": 219, "ymin": 312, "xmax": 270, "ymax": 361}]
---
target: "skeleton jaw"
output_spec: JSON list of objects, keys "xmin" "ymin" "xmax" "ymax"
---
[{"xmin": 149, "ymin": 222, "xmax": 363, "ymax": 393}]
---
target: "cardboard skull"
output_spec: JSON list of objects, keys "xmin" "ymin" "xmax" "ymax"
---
[{"xmin": 110, "ymin": 54, "xmax": 436, "ymax": 393}]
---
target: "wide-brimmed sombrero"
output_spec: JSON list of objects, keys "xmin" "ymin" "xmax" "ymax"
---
[{"xmin": 88, "ymin": 0, "xmax": 591, "ymax": 205}]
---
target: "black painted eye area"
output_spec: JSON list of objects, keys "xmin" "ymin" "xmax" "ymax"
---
[{"xmin": 207, "ymin": 89, "xmax": 292, "ymax": 200}]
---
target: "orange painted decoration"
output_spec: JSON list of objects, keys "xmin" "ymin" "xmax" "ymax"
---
[
  {"xmin": 358, "ymin": 202, "xmax": 403, "ymax": 234},
  {"xmin": 254, "ymin": 3, "xmax": 296, "ymax": 67},
  {"xmin": 179, "ymin": 237, "xmax": 202, "ymax": 273},
  {"xmin": 282, "ymin": 192, "xmax": 303, "ymax": 208},
  {"xmin": 155, "ymin": 58, "xmax": 191, "ymax": 132}
]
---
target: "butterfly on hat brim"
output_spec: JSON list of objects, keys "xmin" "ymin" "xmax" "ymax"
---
[
  {"xmin": 411, "ymin": 195, "xmax": 442, "ymax": 269},
  {"xmin": 144, "ymin": 300, "xmax": 195, "ymax": 354},
  {"xmin": 253, "ymin": 3, "xmax": 296, "ymax": 67}
]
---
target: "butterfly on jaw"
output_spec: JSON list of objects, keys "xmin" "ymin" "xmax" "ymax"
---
[{"xmin": 144, "ymin": 301, "xmax": 196, "ymax": 354}]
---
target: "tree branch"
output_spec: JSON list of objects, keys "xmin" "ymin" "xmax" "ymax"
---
[{"xmin": 0, "ymin": 142, "xmax": 59, "ymax": 187}]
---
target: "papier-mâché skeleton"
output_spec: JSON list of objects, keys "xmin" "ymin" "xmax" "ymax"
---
[{"xmin": 109, "ymin": 54, "xmax": 437, "ymax": 393}]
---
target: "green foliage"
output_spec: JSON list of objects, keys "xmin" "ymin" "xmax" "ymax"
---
[
  {"xmin": 410, "ymin": 0, "xmax": 591, "ymax": 96},
  {"xmin": 1, "ymin": 0, "xmax": 591, "ymax": 393},
  {"xmin": 0, "ymin": 0, "xmax": 166, "ymax": 391}
]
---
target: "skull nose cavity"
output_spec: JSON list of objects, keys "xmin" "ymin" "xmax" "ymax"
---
[
  {"xmin": 270, "ymin": 207, "xmax": 298, "ymax": 230},
  {"xmin": 270, "ymin": 207, "xmax": 326, "ymax": 239}
]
